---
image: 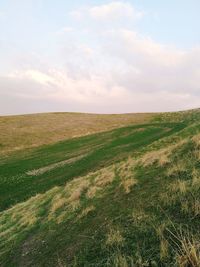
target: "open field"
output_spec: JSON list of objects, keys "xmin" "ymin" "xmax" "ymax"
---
[
  {"xmin": 0, "ymin": 122, "xmax": 184, "ymax": 212},
  {"xmin": 1, "ymin": 110, "xmax": 200, "ymax": 266},
  {"xmin": 0, "ymin": 112, "xmax": 154, "ymax": 156}
]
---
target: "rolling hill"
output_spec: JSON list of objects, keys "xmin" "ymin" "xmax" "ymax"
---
[
  {"xmin": 1, "ymin": 109, "xmax": 200, "ymax": 266},
  {"xmin": 0, "ymin": 112, "xmax": 154, "ymax": 157}
]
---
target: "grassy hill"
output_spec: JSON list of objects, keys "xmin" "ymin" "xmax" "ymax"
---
[
  {"xmin": 1, "ymin": 110, "xmax": 200, "ymax": 266},
  {"xmin": 0, "ymin": 112, "xmax": 154, "ymax": 157}
]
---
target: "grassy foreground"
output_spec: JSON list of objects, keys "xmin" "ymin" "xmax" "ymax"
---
[{"xmin": 1, "ymin": 110, "xmax": 200, "ymax": 266}]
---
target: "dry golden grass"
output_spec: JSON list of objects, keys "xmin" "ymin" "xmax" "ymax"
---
[
  {"xmin": 106, "ymin": 252, "xmax": 151, "ymax": 267},
  {"xmin": 0, "ymin": 161, "xmax": 119, "ymax": 256},
  {"xmin": 118, "ymin": 158, "xmax": 137, "ymax": 193},
  {"xmin": 0, "ymin": 171, "xmax": 96, "ymax": 245},
  {"xmin": 169, "ymin": 180, "xmax": 187, "ymax": 194},
  {"xmin": 77, "ymin": 205, "xmax": 95, "ymax": 219},
  {"xmin": 140, "ymin": 140, "xmax": 187, "ymax": 167},
  {"xmin": 109, "ymin": 254, "xmax": 130, "ymax": 267},
  {"xmin": 132, "ymin": 210, "xmax": 149, "ymax": 225},
  {"xmin": 0, "ymin": 188, "xmax": 59, "ymax": 244},
  {"xmin": 68, "ymin": 179, "xmax": 90, "ymax": 203},
  {"xmin": 193, "ymin": 149, "xmax": 200, "ymax": 161},
  {"xmin": 0, "ymin": 112, "xmax": 154, "ymax": 156},
  {"xmin": 49, "ymin": 178, "xmax": 90, "ymax": 217},
  {"xmin": 155, "ymin": 223, "xmax": 169, "ymax": 261},
  {"xmin": 166, "ymin": 161, "xmax": 186, "ymax": 177},
  {"xmin": 167, "ymin": 228, "xmax": 200, "ymax": 267},
  {"xmin": 84, "ymin": 166, "xmax": 116, "ymax": 199},
  {"xmin": 94, "ymin": 167, "xmax": 115, "ymax": 187},
  {"xmin": 86, "ymin": 185, "xmax": 100, "ymax": 199},
  {"xmin": 160, "ymin": 178, "xmax": 189, "ymax": 211},
  {"xmin": 162, "ymin": 187, "xmax": 200, "ymax": 218},
  {"xmin": 122, "ymin": 178, "xmax": 137, "ymax": 194},
  {"xmin": 86, "ymin": 158, "xmax": 138, "ymax": 198},
  {"xmin": 106, "ymin": 228, "xmax": 124, "ymax": 247},
  {"xmin": 192, "ymin": 134, "xmax": 200, "ymax": 147},
  {"xmin": 172, "ymin": 169, "xmax": 198, "ymax": 193},
  {"xmin": 161, "ymin": 164, "xmax": 200, "ymax": 218},
  {"xmin": 140, "ymin": 149, "xmax": 170, "ymax": 167},
  {"xmin": 156, "ymin": 223, "xmax": 167, "ymax": 238},
  {"xmin": 181, "ymin": 196, "xmax": 200, "ymax": 217},
  {"xmin": 45, "ymin": 165, "xmax": 118, "ymax": 223},
  {"xmin": 160, "ymin": 239, "xmax": 169, "ymax": 260},
  {"xmin": 50, "ymin": 196, "xmax": 67, "ymax": 213},
  {"xmin": 191, "ymin": 169, "xmax": 200, "ymax": 188}
]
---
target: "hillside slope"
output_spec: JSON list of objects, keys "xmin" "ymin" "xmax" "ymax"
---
[
  {"xmin": 1, "ymin": 110, "xmax": 200, "ymax": 266},
  {"xmin": 0, "ymin": 112, "xmax": 154, "ymax": 157}
]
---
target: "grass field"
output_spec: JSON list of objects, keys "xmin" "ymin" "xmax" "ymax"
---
[
  {"xmin": 0, "ymin": 112, "xmax": 154, "ymax": 156},
  {"xmin": 1, "ymin": 110, "xmax": 200, "ymax": 266}
]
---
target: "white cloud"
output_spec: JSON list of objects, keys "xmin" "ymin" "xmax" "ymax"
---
[
  {"xmin": 88, "ymin": 2, "xmax": 143, "ymax": 20},
  {"xmin": 7, "ymin": 70, "xmax": 55, "ymax": 86},
  {"xmin": 1, "ymin": 50, "xmax": 200, "ymax": 114},
  {"xmin": 70, "ymin": 1, "xmax": 144, "ymax": 21},
  {"xmin": 104, "ymin": 29, "xmax": 186, "ymax": 67},
  {"xmin": 1, "ymin": 1, "xmax": 200, "ymax": 115},
  {"xmin": 3, "ymin": 69, "xmax": 128, "ymax": 103},
  {"xmin": 56, "ymin": 26, "xmax": 74, "ymax": 35}
]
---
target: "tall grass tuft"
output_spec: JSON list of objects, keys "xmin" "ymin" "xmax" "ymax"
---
[{"xmin": 167, "ymin": 227, "xmax": 200, "ymax": 267}]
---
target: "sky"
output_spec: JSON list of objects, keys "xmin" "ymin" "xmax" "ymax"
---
[{"xmin": 0, "ymin": 0, "xmax": 200, "ymax": 115}]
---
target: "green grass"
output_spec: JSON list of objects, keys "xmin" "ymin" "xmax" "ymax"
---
[
  {"xmin": 0, "ymin": 122, "xmax": 185, "ymax": 212},
  {"xmin": 0, "ymin": 112, "xmax": 154, "ymax": 156},
  {"xmin": 1, "ymin": 110, "xmax": 200, "ymax": 266}
]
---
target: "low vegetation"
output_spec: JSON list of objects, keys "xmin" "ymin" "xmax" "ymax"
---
[
  {"xmin": 0, "ymin": 112, "xmax": 154, "ymax": 156},
  {"xmin": 1, "ymin": 109, "xmax": 200, "ymax": 266}
]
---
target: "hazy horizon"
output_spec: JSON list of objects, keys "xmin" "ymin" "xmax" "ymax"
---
[
  {"xmin": 1, "ymin": 1, "xmax": 200, "ymax": 115},
  {"xmin": 2, "ymin": 107, "xmax": 200, "ymax": 117}
]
